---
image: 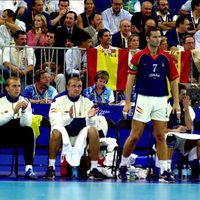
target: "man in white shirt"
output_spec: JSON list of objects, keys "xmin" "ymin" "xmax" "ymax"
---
[
  {"xmin": 0, "ymin": 9, "xmax": 26, "ymax": 46},
  {"xmin": 102, "ymin": 0, "xmax": 132, "ymax": 35},
  {"xmin": 2, "ymin": 30, "xmax": 35, "ymax": 91}
]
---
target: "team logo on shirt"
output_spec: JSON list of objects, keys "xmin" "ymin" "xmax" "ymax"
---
[
  {"xmin": 50, "ymin": 108, "xmax": 58, "ymax": 113},
  {"xmin": 162, "ymin": 63, "xmax": 165, "ymax": 67}
]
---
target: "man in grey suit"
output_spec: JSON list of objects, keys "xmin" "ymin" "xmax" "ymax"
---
[{"xmin": 84, "ymin": 12, "xmax": 103, "ymax": 47}]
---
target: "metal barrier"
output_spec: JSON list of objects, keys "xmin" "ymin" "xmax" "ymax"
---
[{"xmin": 0, "ymin": 45, "xmax": 88, "ymax": 93}]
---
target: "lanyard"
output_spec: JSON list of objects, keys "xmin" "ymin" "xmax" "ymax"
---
[
  {"xmin": 43, "ymin": 49, "xmax": 54, "ymax": 63},
  {"xmin": 34, "ymin": 84, "xmax": 47, "ymax": 100},
  {"xmin": 94, "ymin": 90, "xmax": 104, "ymax": 105}
]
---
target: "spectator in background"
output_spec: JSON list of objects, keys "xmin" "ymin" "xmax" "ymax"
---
[
  {"xmin": 165, "ymin": 83, "xmax": 200, "ymax": 180},
  {"xmin": 84, "ymin": 12, "xmax": 104, "ymax": 47},
  {"xmin": 127, "ymin": 33, "xmax": 140, "ymax": 63},
  {"xmin": 82, "ymin": 70, "xmax": 115, "ymax": 105},
  {"xmin": 0, "ymin": 76, "xmax": 37, "ymax": 180},
  {"xmin": 2, "ymin": 30, "xmax": 35, "ymax": 91},
  {"xmin": 50, "ymin": 0, "xmax": 70, "ymax": 31},
  {"xmin": 0, "ymin": 0, "xmax": 27, "ymax": 18},
  {"xmin": 102, "ymin": 0, "xmax": 132, "ymax": 35},
  {"xmin": 0, "ymin": 9, "xmax": 26, "ymax": 46},
  {"xmin": 128, "ymin": 33, "xmax": 140, "ymax": 51},
  {"xmin": 184, "ymin": 0, "xmax": 200, "ymax": 35},
  {"xmin": 65, "ymin": 30, "xmax": 92, "ymax": 89},
  {"xmin": 123, "ymin": 0, "xmax": 141, "ymax": 15},
  {"xmin": 55, "ymin": 11, "xmax": 83, "ymax": 47},
  {"xmin": 131, "ymin": 1, "xmax": 158, "ymax": 34},
  {"xmin": 77, "ymin": 0, "xmax": 95, "ymax": 29},
  {"xmin": 183, "ymin": 35, "xmax": 199, "ymax": 84},
  {"xmin": 139, "ymin": 18, "xmax": 157, "ymax": 50},
  {"xmin": 165, "ymin": 15, "xmax": 190, "ymax": 51},
  {"xmin": 20, "ymin": 0, "xmax": 51, "ymax": 31},
  {"xmin": 27, "ymin": 14, "xmax": 48, "ymax": 47},
  {"xmin": 96, "ymin": 28, "xmax": 116, "ymax": 51},
  {"xmin": 156, "ymin": 0, "xmax": 176, "ymax": 35},
  {"xmin": 22, "ymin": 69, "xmax": 58, "ymax": 104},
  {"xmin": 159, "ymin": 35, "xmax": 168, "ymax": 50},
  {"xmin": 35, "ymin": 30, "xmax": 66, "ymax": 93},
  {"xmin": 112, "ymin": 19, "xmax": 132, "ymax": 49}
]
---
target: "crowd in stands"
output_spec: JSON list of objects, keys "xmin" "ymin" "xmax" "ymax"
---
[{"xmin": 0, "ymin": 0, "xmax": 200, "ymax": 182}]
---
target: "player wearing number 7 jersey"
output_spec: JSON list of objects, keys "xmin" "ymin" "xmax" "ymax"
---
[{"xmin": 119, "ymin": 27, "xmax": 180, "ymax": 183}]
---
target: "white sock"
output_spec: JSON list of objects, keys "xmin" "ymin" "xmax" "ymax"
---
[
  {"xmin": 25, "ymin": 165, "xmax": 32, "ymax": 172},
  {"xmin": 120, "ymin": 156, "xmax": 129, "ymax": 167},
  {"xmin": 90, "ymin": 160, "xmax": 98, "ymax": 170},
  {"xmin": 49, "ymin": 159, "xmax": 56, "ymax": 170},
  {"xmin": 159, "ymin": 160, "xmax": 168, "ymax": 174},
  {"xmin": 167, "ymin": 160, "xmax": 172, "ymax": 171}
]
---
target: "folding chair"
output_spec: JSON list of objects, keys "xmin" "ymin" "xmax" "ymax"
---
[
  {"xmin": 116, "ymin": 119, "xmax": 156, "ymax": 179},
  {"xmin": 0, "ymin": 145, "xmax": 19, "ymax": 177},
  {"xmin": 100, "ymin": 118, "xmax": 118, "ymax": 176},
  {"xmin": 193, "ymin": 120, "xmax": 200, "ymax": 134}
]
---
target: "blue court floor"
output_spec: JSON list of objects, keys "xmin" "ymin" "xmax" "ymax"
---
[{"xmin": 0, "ymin": 180, "xmax": 199, "ymax": 200}]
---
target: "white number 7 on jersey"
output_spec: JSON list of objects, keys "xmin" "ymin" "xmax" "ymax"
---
[{"xmin": 153, "ymin": 64, "xmax": 158, "ymax": 72}]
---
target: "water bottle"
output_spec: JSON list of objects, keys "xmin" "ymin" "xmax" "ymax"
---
[
  {"xmin": 129, "ymin": 168, "xmax": 136, "ymax": 181},
  {"xmin": 173, "ymin": 164, "xmax": 179, "ymax": 181},
  {"xmin": 181, "ymin": 164, "xmax": 187, "ymax": 182},
  {"xmin": 187, "ymin": 164, "xmax": 192, "ymax": 182},
  {"xmin": 72, "ymin": 167, "xmax": 78, "ymax": 179}
]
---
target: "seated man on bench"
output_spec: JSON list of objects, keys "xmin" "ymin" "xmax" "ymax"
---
[
  {"xmin": 44, "ymin": 76, "xmax": 104, "ymax": 180},
  {"xmin": 165, "ymin": 83, "xmax": 200, "ymax": 179}
]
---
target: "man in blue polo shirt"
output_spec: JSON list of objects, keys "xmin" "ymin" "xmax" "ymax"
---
[{"xmin": 119, "ymin": 26, "xmax": 180, "ymax": 183}]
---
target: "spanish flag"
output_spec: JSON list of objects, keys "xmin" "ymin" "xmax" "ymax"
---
[
  {"xmin": 180, "ymin": 50, "xmax": 192, "ymax": 83},
  {"xmin": 87, "ymin": 48, "xmax": 129, "ymax": 91}
]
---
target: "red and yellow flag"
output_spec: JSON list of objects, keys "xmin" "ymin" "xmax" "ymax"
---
[
  {"xmin": 180, "ymin": 50, "xmax": 192, "ymax": 83},
  {"xmin": 87, "ymin": 48, "xmax": 129, "ymax": 91}
]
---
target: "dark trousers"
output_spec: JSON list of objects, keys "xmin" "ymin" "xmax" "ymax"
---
[{"xmin": 0, "ymin": 119, "xmax": 34, "ymax": 165}]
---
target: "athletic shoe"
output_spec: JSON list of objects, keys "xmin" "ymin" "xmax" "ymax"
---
[
  {"xmin": 88, "ymin": 168, "xmax": 104, "ymax": 180},
  {"xmin": 118, "ymin": 166, "xmax": 128, "ymax": 181},
  {"xmin": 25, "ymin": 168, "xmax": 38, "ymax": 180},
  {"xmin": 159, "ymin": 170, "xmax": 175, "ymax": 183},
  {"xmin": 43, "ymin": 166, "xmax": 55, "ymax": 180}
]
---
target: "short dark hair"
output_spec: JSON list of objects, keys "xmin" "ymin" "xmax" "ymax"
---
[
  {"xmin": 13, "ymin": 30, "xmax": 26, "ymax": 40},
  {"xmin": 3, "ymin": 9, "xmax": 16, "ymax": 21},
  {"xmin": 183, "ymin": 35, "xmax": 194, "ymax": 44},
  {"xmin": 97, "ymin": 28, "xmax": 110, "ymax": 43},
  {"xmin": 89, "ymin": 11, "xmax": 101, "ymax": 22},
  {"xmin": 145, "ymin": 26, "xmax": 160, "ymax": 37},
  {"xmin": 66, "ymin": 11, "xmax": 78, "ymax": 21},
  {"xmin": 34, "ymin": 69, "xmax": 48, "ymax": 82},
  {"xmin": 77, "ymin": 29, "xmax": 91, "ymax": 45},
  {"xmin": 59, "ymin": 0, "xmax": 70, "ymax": 5},
  {"xmin": 191, "ymin": 0, "xmax": 200, "ymax": 11},
  {"xmin": 179, "ymin": 83, "xmax": 187, "ymax": 94},
  {"xmin": 175, "ymin": 15, "xmax": 189, "ymax": 28}
]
